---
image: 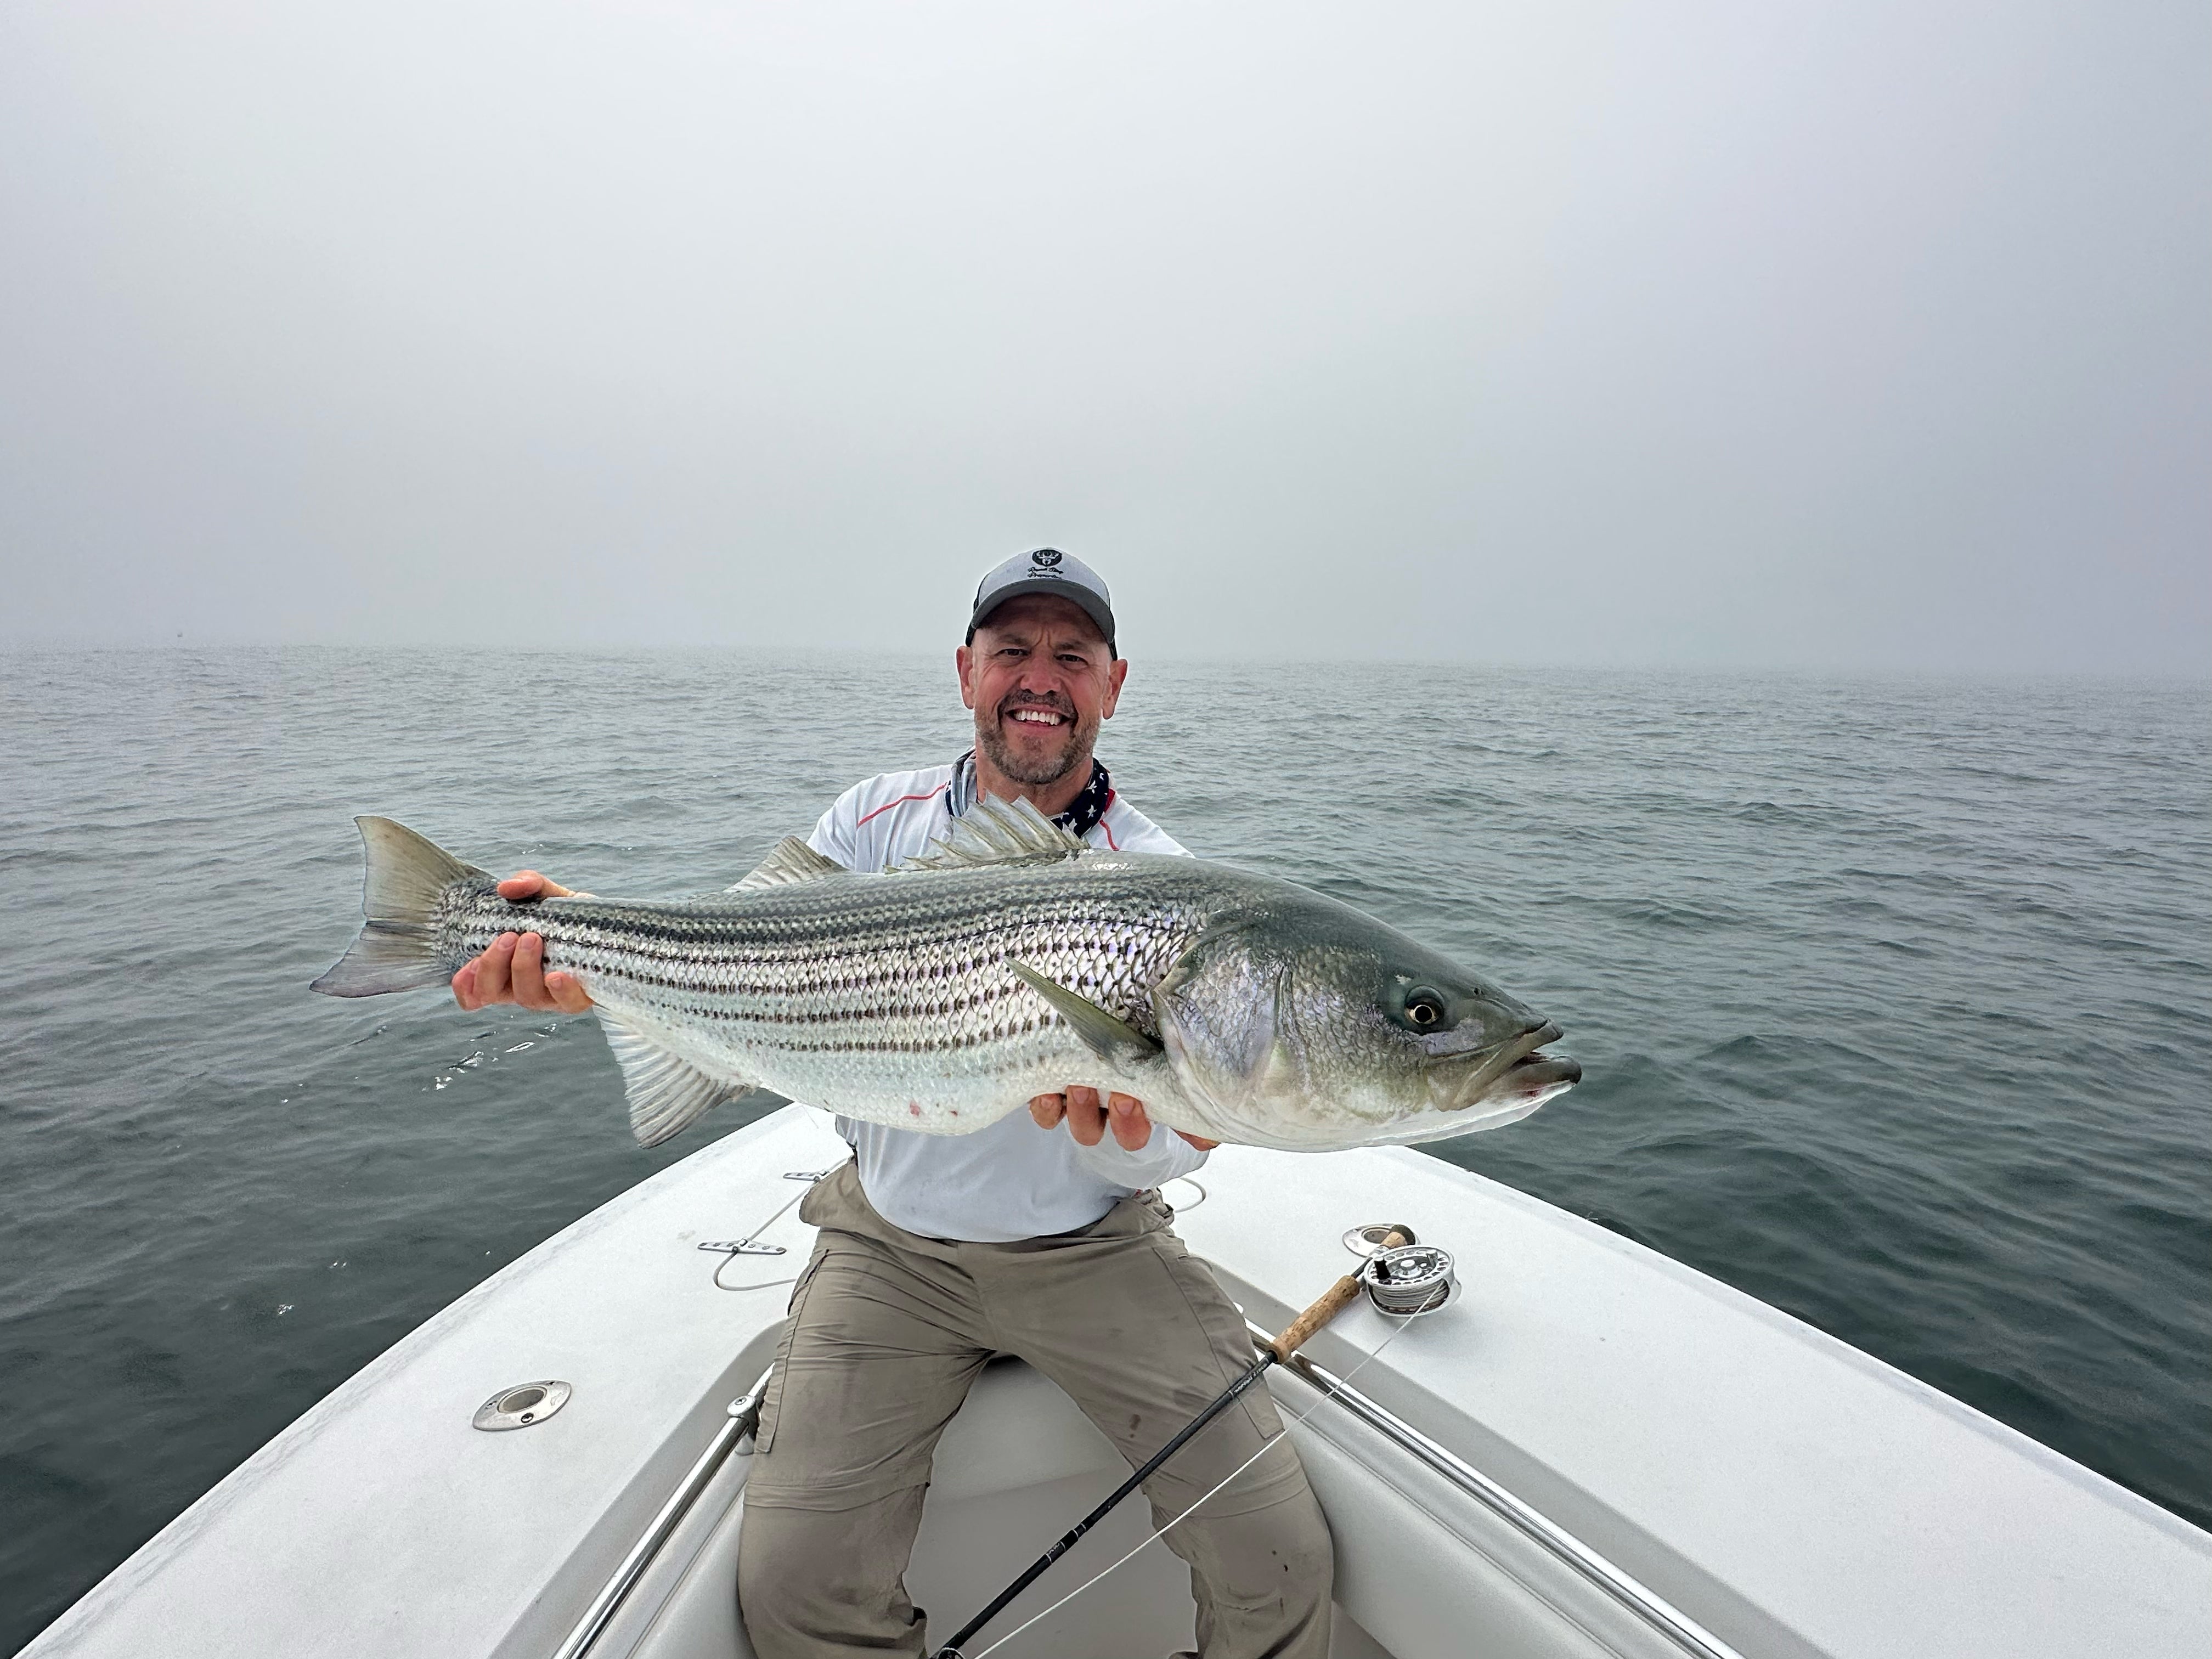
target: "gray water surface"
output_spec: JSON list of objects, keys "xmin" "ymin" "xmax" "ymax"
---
[{"xmin": 2, "ymin": 648, "xmax": 2207, "ymax": 1649}]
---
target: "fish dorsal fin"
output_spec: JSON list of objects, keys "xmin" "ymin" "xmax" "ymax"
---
[
  {"xmin": 1007, "ymin": 961, "xmax": 1164, "ymax": 1063},
  {"xmin": 594, "ymin": 1008, "xmax": 755, "ymax": 1147},
  {"xmin": 729, "ymin": 837, "xmax": 851, "ymax": 892},
  {"xmin": 895, "ymin": 794, "xmax": 1091, "ymax": 874}
]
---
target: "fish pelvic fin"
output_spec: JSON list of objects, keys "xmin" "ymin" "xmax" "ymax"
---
[
  {"xmin": 727, "ymin": 837, "xmax": 851, "ymax": 891},
  {"xmin": 309, "ymin": 817, "xmax": 489, "ymax": 998},
  {"xmin": 1007, "ymin": 961, "xmax": 1165, "ymax": 1064},
  {"xmin": 894, "ymin": 795, "xmax": 1090, "ymax": 874},
  {"xmin": 595, "ymin": 1009, "xmax": 758, "ymax": 1147}
]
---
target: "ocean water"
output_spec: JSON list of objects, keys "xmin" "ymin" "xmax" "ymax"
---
[{"xmin": 1, "ymin": 647, "xmax": 2206, "ymax": 1649}]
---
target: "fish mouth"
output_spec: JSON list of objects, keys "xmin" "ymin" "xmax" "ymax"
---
[
  {"xmin": 1500, "ymin": 1046, "xmax": 1582, "ymax": 1094},
  {"xmin": 1445, "ymin": 1021, "xmax": 1577, "ymax": 1108}
]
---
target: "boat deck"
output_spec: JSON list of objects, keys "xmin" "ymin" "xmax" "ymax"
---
[{"xmin": 22, "ymin": 1107, "xmax": 2209, "ymax": 1658}]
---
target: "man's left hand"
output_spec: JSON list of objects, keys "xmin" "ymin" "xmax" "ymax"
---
[{"xmin": 1029, "ymin": 1088, "xmax": 1218, "ymax": 1153}]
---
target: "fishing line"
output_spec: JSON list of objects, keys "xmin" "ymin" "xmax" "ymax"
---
[
  {"xmin": 1161, "ymin": 1175, "xmax": 1207, "ymax": 1213},
  {"xmin": 716, "ymin": 1164, "xmax": 1187, "ymax": 1295},
  {"xmin": 714, "ymin": 1259, "xmax": 800, "ymax": 1293},
  {"xmin": 961, "ymin": 1301, "xmax": 1436, "ymax": 1659},
  {"xmin": 706, "ymin": 1184, "xmax": 811, "ymax": 1293}
]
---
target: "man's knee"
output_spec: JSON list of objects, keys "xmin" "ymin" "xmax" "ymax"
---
[
  {"xmin": 737, "ymin": 1491, "xmax": 929, "ymax": 1658},
  {"xmin": 1167, "ymin": 1485, "xmax": 1335, "ymax": 1657},
  {"xmin": 1208, "ymin": 1484, "xmax": 1335, "ymax": 1595}
]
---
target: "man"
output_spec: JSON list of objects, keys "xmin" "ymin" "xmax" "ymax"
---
[{"xmin": 452, "ymin": 550, "xmax": 1334, "ymax": 1659}]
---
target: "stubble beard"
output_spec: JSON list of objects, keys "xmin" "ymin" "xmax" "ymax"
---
[{"xmin": 977, "ymin": 699, "xmax": 1098, "ymax": 788}]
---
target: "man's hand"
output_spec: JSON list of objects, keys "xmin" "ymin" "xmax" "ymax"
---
[
  {"xmin": 450, "ymin": 872, "xmax": 595, "ymax": 1014},
  {"xmin": 1029, "ymin": 1087, "xmax": 1218, "ymax": 1153}
]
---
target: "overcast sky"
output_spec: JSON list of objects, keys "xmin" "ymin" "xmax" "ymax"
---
[{"xmin": 1, "ymin": 2, "xmax": 2204, "ymax": 672}]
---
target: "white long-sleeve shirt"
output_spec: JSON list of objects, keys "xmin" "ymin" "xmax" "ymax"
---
[{"xmin": 804, "ymin": 764, "xmax": 1208, "ymax": 1242}]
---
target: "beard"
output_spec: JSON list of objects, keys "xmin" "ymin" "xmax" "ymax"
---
[{"xmin": 976, "ymin": 693, "xmax": 1098, "ymax": 787}]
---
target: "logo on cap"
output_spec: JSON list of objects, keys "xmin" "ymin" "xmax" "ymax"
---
[{"xmin": 1031, "ymin": 549, "xmax": 1063, "ymax": 568}]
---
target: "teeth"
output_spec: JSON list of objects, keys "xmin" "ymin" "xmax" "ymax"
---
[{"xmin": 1009, "ymin": 709, "xmax": 1064, "ymax": 725}]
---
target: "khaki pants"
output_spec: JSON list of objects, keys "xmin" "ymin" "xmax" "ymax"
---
[{"xmin": 737, "ymin": 1162, "xmax": 1334, "ymax": 1658}]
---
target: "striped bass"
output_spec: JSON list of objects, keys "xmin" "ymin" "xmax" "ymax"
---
[{"xmin": 311, "ymin": 797, "xmax": 1581, "ymax": 1151}]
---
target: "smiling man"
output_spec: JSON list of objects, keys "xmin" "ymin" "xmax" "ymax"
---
[{"xmin": 452, "ymin": 550, "xmax": 1335, "ymax": 1659}]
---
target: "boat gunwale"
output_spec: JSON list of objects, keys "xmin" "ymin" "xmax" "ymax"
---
[{"xmin": 1257, "ymin": 1322, "xmax": 1746, "ymax": 1659}]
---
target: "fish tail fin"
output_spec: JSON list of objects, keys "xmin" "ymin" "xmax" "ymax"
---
[{"xmin": 310, "ymin": 817, "xmax": 488, "ymax": 998}]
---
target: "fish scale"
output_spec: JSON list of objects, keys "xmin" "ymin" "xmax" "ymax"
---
[
  {"xmin": 312, "ymin": 796, "xmax": 1581, "ymax": 1151},
  {"xmin": 414, "ymin": 852, "xmax": 1216, "ymax": 1134}
]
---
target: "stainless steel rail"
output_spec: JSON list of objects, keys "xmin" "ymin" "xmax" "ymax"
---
[
  {"xmin": 556, "ymin": 1335, "xmax": 1747, "ymax": 1659},
  {"xmin": 1251, "ymin": 1324, "xmax": 1749, "ymax": 1659},
  {"xmin": 554, "ymin": 1367, "xmax": 774, "ymax": 1659}
]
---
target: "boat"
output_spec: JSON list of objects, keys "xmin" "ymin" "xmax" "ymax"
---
[{"xmin": 21, "ymin": 1103, "xmax": 2209, "ymax": 1658}]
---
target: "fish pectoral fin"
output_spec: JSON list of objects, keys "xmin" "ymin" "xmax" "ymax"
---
[
  {"xmin": 1006, "ymin": 961, "xmax": 1164, "ymax": 1064},
  {"xmin": 727, "ymin": 837, "xmax": 851, "ymax": 891},
  {"xmin": 595, "ymin": 1009, "xmax": 755, "ymax": 1147}
]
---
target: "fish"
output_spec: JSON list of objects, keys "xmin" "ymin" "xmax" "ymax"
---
[{"xmin": 311, "ymin": 796, "xmax": 1581, "ymax": 1151}]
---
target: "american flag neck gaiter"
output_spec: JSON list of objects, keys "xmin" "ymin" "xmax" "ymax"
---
[{"xmin": 950, "ymin": 751, "xmax": 1113, "ymax": 840}]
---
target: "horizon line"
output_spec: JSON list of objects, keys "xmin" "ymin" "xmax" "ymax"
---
[{"xmin": 2, "ymin": 637, "xmax": 2207, "ymax": 687}]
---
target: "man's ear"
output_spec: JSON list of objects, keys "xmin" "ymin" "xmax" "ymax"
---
[
  {"xmin": 1100, "ymin": 657, "xmax": 1128, "ymax": 720},
  {"xmin": 955, "ymin": 644, "xmax": 978, "ymax": 710}
]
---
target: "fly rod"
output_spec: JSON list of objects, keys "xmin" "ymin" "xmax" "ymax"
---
[{"xmin": 930, "ymin": 1228, "xmax": 1410, "ymax": 1659}]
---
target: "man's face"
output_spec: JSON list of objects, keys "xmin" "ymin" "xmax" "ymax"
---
[{"xmin": 957, "ymin": 595, "xmax": 1128, "ymax": 788}]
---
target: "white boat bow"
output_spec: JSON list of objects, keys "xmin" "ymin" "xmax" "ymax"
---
[{"xmin": 21, "ymin": 1105, "xmax": 2209, "ymax": 1659}]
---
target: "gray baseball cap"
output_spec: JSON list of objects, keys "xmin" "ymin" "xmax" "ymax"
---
[{"xmin": 966, "ymin": 548, "xmax": 1118, "ymax": 655}]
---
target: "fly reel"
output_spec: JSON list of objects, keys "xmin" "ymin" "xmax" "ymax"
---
[{"xmin": 1342, "ymin": 1222, "xmax": 1459, "ymax": 1317}]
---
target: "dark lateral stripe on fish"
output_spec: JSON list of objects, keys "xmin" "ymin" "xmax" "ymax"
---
[{"xmin": 474, "ymin": 915, "xmax": 1127, "ymax": 957}]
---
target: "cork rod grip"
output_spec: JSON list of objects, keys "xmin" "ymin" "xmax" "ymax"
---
[{"xmin": 1268, "ymin": 1228, "xmax": 1409, "ymax": 1362}]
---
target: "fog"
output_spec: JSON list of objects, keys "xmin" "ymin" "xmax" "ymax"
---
[{"xmin": 2, "ymin": 2, "xmax": 2205, "ymax": 672}]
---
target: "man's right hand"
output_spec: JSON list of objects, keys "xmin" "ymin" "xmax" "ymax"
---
[{"xmin": 450, "ymin": 872, "xmax": 595, "ymax": 1014}]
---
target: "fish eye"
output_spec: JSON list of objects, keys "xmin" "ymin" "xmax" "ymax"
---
[{"xmin": 1404, "ymin": 990, "xmax": 1446, "ymax": 1030}]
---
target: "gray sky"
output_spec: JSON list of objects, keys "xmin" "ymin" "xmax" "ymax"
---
[{"xmin": 2, "ymin": 2, "xmax": 2205, "ymax": 673}]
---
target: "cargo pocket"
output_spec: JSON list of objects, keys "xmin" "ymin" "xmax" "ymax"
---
[
  {"xmin": 1156, "ymin": 1235, "xmax": 1296, "ymax": 1451},
  {"xmin": 752, "ymin": 1251, "xmax": 827, "ymax": 1457}
]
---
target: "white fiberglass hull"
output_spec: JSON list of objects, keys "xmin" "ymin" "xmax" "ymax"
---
[{"xmin": 22, "ymin": 1106, "xmax": 2210, "ymax": 1659}]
